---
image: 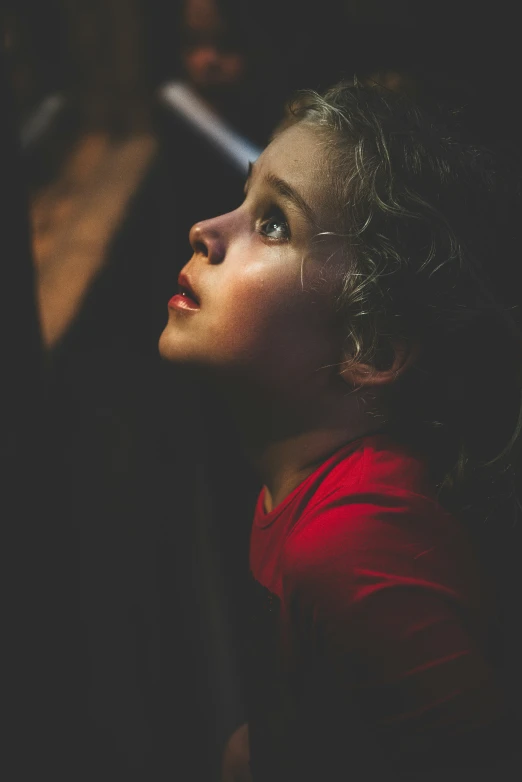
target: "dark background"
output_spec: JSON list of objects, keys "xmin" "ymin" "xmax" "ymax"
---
[{"xmin": 1, "ymin": 2, "xmax": 520, "ymax": 780}]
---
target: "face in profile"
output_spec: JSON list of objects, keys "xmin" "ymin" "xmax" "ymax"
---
[
  {"xmin": 180, "ymin": 0, "xmax": 246, "ymax": 95},
  {"xmin": 159, "ymin": 122, "xmax": 345, "ymax": 402}
]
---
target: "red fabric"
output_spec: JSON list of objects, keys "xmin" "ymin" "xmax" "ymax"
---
[{"xmin": 248, "ymin": 434, "xmax": 504, "ymax": 776}]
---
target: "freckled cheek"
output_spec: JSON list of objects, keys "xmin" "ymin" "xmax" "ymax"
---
[
  {"xmin": 215, "ymin": 286, "xmax": 333, "ymax": 364},
  {"xmin": 206, "ymin": 270, "xmax": 300, "ymax": 350},
  {"xmin": 212, "ymin": 295, "xmax": 284, "ymax": 353},
  {"xmin": 215, "ymin": 264, "xmax": 292, "ymax": 319}
]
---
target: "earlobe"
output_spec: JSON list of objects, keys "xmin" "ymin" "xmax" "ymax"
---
[{"xmin": 338, "ymin": 339, "xmax": 421, "ymax": 388}]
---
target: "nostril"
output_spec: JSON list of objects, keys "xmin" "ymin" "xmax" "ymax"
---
[
  {"xmin": 189, "ymin": 222, "xmax": 209, "ymax": 256},
  {"xmin": 193, "ymin": 239, "xmax": 207, "ymax": 256},
  {"xmin": 189, "ymin": 220, "xmax": 225, "ymax": 263}
]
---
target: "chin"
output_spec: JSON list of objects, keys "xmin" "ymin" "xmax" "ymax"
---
[
  {"xmin": 158, "ymin": 329, "xmax": 204, "ymax": 368},
  {"xmin": 158, "ymin": 328, "xmax": 182, "ymax": 362}
]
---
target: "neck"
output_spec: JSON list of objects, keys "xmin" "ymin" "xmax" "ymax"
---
[
  {"xmin": 212, "ymin": 373, "xmax": 385, "ymax": 512},
  {"xmin": 253, "ymin": 424, "xmax": 380, "ymax": 513}
]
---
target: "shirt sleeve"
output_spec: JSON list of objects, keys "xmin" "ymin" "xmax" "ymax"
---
[{"xmin": 280, "ymin": 495, "xmax": 505, "ymax": 774}]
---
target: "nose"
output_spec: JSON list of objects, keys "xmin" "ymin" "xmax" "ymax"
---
[
  {"xmin": 194, "ymin": 46, "xmax": 222, "ymax": 71},
  {"xmin": 189, "ymin": 218, "xmax": 226, "ymax": 264}
]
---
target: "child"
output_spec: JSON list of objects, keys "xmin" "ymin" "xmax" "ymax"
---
[{"xmin": 159, "ymin": 81, "xmax": 522, "ymax": 780}]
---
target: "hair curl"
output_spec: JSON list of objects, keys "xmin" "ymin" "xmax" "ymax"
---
[{"xmin": 285, "ymin": 80, "xmax": 522, "ymax": 529}]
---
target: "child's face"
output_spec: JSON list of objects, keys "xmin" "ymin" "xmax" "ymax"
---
[{"xmin": 159, "ymin": 123, "xmax": 344, "ymax": 400}]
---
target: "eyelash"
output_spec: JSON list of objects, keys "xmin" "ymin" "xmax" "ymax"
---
[{"xmin": 257, "ymin": 206, "xmax": 290, "ymax": 242}]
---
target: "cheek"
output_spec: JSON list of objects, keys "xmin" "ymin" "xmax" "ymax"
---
[
  {"xmin": 210, "ymin": 267, "xmax": 337, "ymax": 368},
  {"xmin": 208, "ymin": 286, "xmax": 285, "ymax": 358},
  {"xmin": 221, "ymin": 54, "xmax": 245, "ymax": 82},
  {"xmin": 215, "ymin": 261, "xmax": 298, "ymax": 334}
]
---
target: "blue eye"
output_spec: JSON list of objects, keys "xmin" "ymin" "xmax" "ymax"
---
[{"xmin": 258, "ymin": 209, "xmax": 289, "ymax": 241}]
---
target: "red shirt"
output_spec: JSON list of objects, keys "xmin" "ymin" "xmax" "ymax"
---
[{"xmin": 246, "ymin": 434, "xmax": 504, "ymax": 780}]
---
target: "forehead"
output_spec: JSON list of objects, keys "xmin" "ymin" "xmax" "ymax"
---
[
  {"xmin": 255, "ymin": 123, "xmax": 337, "ymax": 228},
  {"xmin": 184, "ymin": 0, "xmax": 223, "ymax": 33}
]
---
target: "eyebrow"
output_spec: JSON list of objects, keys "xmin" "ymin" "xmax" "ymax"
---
[{"xmin": 245, "ymin": 161, "xmax": 317, "ymax": 226}]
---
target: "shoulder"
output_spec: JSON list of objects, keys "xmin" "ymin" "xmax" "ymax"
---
[
  {"xmin": 286, "ymin": 435, "xmax": 443, "ymax": 561},
  {"xmin": 316, "ymin": 434, "xmax": 437, "ymax": 504},
  {"xmin": 281, "ymin": 437, "xmax": 474, "ymax": 607}
]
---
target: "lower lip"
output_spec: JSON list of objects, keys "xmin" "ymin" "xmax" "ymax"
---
[{"xmin": 168, "ymin": 294, "xmax": 200, "ymax": 311}]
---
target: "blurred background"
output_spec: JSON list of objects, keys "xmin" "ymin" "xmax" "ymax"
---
[{"xmin": 1, "ymin": 1, "xmax": 520, "ymax": 780}]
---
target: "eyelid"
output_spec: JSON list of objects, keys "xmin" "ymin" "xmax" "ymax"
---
[
  {"xmin": 257, "ymin": 205, "xmax": 290, "ymax": 241},
  {"xmin": 242, "ymin": 175, "xmax": 290, "ymax": 239}
]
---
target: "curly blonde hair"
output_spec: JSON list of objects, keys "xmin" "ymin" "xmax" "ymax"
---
[{"xmin": 284, "ymin": 80, "xmax": 522, "ymax": 525}]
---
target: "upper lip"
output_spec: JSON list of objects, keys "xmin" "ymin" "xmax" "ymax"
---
[{"xmin": 177, "ymin": 273, "xmax": 200, "ymax": 304}]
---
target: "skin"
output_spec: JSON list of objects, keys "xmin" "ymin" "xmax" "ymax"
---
[
  {"xmin": 181, "ymin": 0, "xmax": 245, "ymax": 97},
  {"xmin": 160, "ymin": 123, "xmax": 422, "ymax": 781},
  {"xmin": 159, "ymin": 122, "xmax": 403, "ymax": 511},
  {"xmin": 221, "ymin": 723, "xmax": 252, "ymax": 782}
]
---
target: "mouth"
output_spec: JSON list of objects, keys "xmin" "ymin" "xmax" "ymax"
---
[
  {"xmin": 168, "ymin": 273, "xmax": 201, "ymax": 312},
  {"xmin": 177, "ymin": 273, "xmax": 200, "ymax": 305},
  {"xmin": 177, "ymin": 283, "xmax": 200, "ymax": 306}
]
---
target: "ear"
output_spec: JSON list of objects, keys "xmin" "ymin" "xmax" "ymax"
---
[{"xmin": 338, "ymin": 338, "xmax": 421, "ymax": 388}]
